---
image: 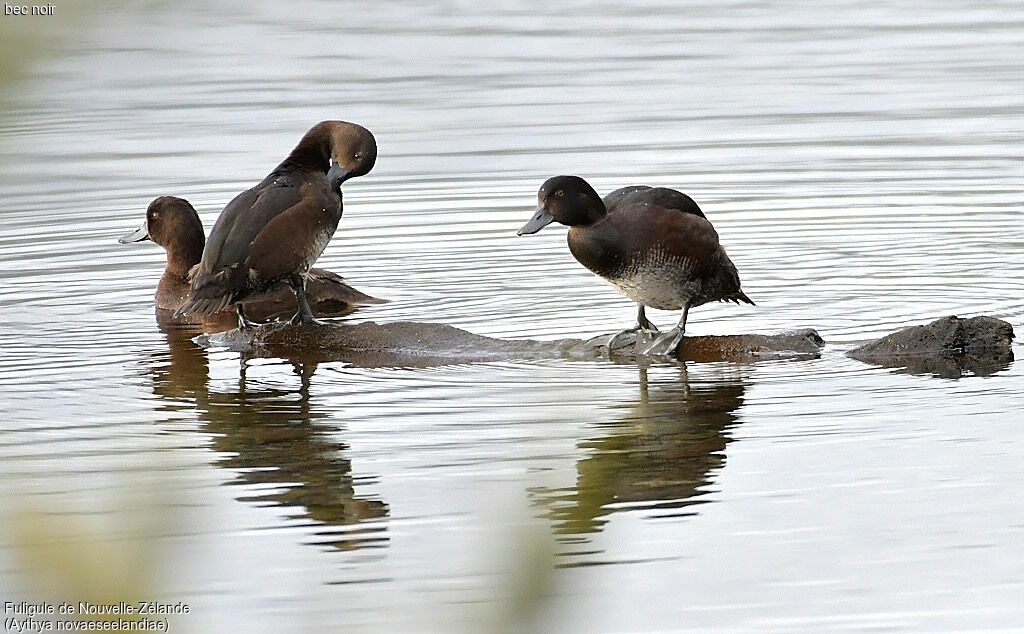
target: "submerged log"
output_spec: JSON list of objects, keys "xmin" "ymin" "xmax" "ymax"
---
[
  {"xmin": 848, "ymin": 315, "xmax": 1015, "ymax": 378},
  {"xmin": 196, "ymin": 320, "xmax": 824, "ymax": 367},
  {"xmin": 593, "ymin": 328, "xmax": 825, "ymax": 363}
]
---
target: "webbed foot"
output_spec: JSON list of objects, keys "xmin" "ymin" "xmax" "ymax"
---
[{"xmin": 638, "ymin": 327, "xmax": 685, "ymax": 357}]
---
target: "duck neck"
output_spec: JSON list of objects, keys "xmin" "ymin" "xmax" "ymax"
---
[
  {"xmin": 278, "ymin": 123, "xmax": 332, "ymax": 173},
  {"xmin": 164, "ymin": 236, "xmax": 204, "ymax": 280},
  {"xmin": 577, "ymin": 199, "xmax": 607, "ymax": 227}
]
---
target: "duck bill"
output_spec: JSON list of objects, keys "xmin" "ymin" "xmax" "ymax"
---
[
  {"xmin": 517, "ymin": 207, "xmax": 555, "ymax": 235},
  {"xmin": 327, "ymin": 162, "xmax": 351, "ymax": 190},
  {"xmin": 118, "ymin": 222, "xmax": 150, "ymax": 244}
]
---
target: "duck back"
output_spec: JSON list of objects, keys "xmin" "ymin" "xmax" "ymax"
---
[
  {"xmin": 604, "ymin": 186, "xmax": 707, "ymax": 219},
  {"xmin": 569, "ymin": 196, "xmax": 749, "ymax": 310}
]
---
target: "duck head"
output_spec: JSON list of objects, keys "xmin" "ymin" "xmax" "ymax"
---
[
  {"xmin": 119, "ymin": 196, "xmax": 205, "ymax": 277},
  {"xmin": 518, "ymin": 175, "xmax": 605, "ymax": 235},
  {"xmin": 326, "ymin": 121, "xmax": 377, "ymax": 189},
  {"xmin": 289, "ymin": 120, "xmax": 377, "ymax": 191}
]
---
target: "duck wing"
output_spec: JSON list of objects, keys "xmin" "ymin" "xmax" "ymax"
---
[
  {"xmin": 197, "ymin": 174, "xmax": 306, "ymax": 276},
  {"xmin": 179, "ymin": 175, "xmax": 337, "ymax": 316},
  {"xmin": 636, "ymin": 203, "xmax": 752, "ymax": 305},
  {"xmin": 241, "ymin": 182, "xmax": 340, "ymax": 283}
]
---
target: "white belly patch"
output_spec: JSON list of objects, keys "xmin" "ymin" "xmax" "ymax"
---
[{"xmin": 603, "ymin": 250, "xmax": 698, "ymax": 310}]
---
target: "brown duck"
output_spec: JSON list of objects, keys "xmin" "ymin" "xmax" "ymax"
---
[
  {"xmin": 119, "ymin": 196, "xmax": 382, "ymax": 323},
  {"xmin": 518, "ymin": 175, "xmax": 753, "ymax": 356},
  {"xmin": 174, "ymin": 121, "xmax": 377, "ymax": 327}
]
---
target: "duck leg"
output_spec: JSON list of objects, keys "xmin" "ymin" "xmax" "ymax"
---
[
  {"xmin": 288, "ymin": 273, "xmax": 320, "ymax": 325},
  {"xmin": 235, "ymin": 303, "xmax": 260, "ymax": 330},
  {"xmin": 637, "ymin": 305, "xmax": 658, "ymax": 332},
  {"xmin": 640, "ymin": 302, "xmax": 690, "ymax": 356},
  {"xmin": 607, "ymin": 304, "xmax": 660, "ymax": 350}
]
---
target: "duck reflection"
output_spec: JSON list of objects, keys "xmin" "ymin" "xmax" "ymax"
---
[
  {"xmin": 533, "ymin": 364, "xmax": 745, "ymax": 540},
  {"xmin": 149, "ymin": 324, "xmax": 388, "ymax": 551}
]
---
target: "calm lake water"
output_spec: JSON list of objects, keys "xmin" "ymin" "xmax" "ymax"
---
[{"xmin": 1, "ymin": 1, "xmax": 1023, "ymax": 632}]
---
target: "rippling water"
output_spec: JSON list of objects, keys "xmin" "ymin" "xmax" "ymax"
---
[{"xmin": 1, "ymin": 1, "xmax": 1022, "ymax": 632}]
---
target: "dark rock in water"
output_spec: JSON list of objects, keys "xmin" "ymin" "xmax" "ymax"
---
[
  {"xmin": 195, "ymin": 320, "xmax": 824, "ymax": 368},
  {"xmin": 848, "ymin": 315, "xmax": 1015, "ymax": 378}
]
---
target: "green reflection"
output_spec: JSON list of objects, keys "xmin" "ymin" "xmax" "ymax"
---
[
  {"xmin": 148, "ymin": 325, "xmax": 388, "ymax": 551},
  {"xmin": 534, "ymin": 364, "xmax": 745, "ymax": 540}
]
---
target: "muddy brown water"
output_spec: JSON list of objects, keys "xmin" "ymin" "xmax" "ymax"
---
[{"xmin": 1, "ymin": 2, "xmax": 1023, "ymax": 632}]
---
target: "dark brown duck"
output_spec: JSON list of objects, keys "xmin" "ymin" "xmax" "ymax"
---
[
  {"xmin": 518, "ymin": 175, "xmax": 753, "ymax": 355},
  {"xmin": 175, "ymin": 121, "xmax": 377, "ymax": 327},
  {"xmin": 120, "ymin": 196, "xmax": 382, "ymax": 322}
]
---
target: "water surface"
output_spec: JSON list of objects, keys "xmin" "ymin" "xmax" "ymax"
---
[{"xmin": 1, "ymin": 1, "xmax": 1022, "ymax": 632}]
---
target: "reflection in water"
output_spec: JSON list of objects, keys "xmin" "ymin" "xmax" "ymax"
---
[
  {"xmin": 148, "ymin": 326, "xmax": 388, "ymax": 551},
  {"xmin": 862, "ymin": 352, "xmax": 1014, "ymax": 380},
  {"xmin": 533, "ymin": 364, "xmax": 745, "ymax": 542}
]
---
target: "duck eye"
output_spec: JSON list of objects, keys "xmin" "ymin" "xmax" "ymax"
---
[
  {"xmin": 354, "ymin": 153, "xmax": 361, "ymax": 161},
  {"xmin": 555, "ymin": 190, "xmax": 565, "ymax": 198}
]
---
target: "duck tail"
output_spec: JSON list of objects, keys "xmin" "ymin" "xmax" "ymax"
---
[
  {"xmin": 716, "ymin": 247, "xmax": 755, "ymax": 306},
  {"xmin": 721, "ymin": 290, "xmax": 755, "ymax": 305},
  {"xmin": 174, "ymin": 266, "xmax": 242, "ymax": 317}
]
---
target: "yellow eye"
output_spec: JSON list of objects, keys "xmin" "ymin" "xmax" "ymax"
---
[{"xmin": 555, "ymin": 190, "xmax": 565, "ymax": 198}]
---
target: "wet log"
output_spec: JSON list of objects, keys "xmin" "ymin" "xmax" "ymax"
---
[{"xmin": 196, "ymin": 320, "xmax": 824, "ymax": 367}]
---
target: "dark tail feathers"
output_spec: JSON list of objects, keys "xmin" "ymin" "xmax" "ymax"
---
[
  {"xmin": 730, "ymin": 290, "xmax": 755, "ymax": 306},
  {"xmin": 174, "ymin": 265, "xmax": 242, "ymax": 317},
  {"xmin": 715, "ymin": 247, "xmax": 754, "ymax": 306}
]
